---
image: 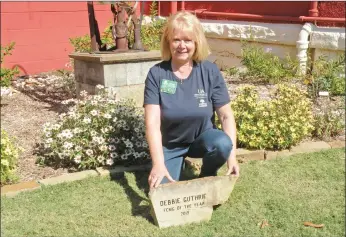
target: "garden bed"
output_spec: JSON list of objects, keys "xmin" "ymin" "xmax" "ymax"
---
[
  {"xmin": 1, "ymin": 71, "xmax": 75, "ymax": 182},
  {"xmin": 223, "ymin": 71, "xmax": 345, "ymax": 143},
  {"xmin": 1, "ymin": 70, "xmax": 344, "ymax": 184},
  {"xmin": 1, "ymin": 90, "xmax": 69, "ymax": 182}
]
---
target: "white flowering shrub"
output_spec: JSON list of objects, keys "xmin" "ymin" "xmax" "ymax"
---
[
  {"xmin": 1, "ymin": 129, "xmax": 19, "ymax": 185},
  {"xmin": 37, "ymin": 86, "xmax": 150, "ymax": 170}
]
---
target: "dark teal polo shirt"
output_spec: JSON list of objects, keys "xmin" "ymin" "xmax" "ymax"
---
[{"xmin": 144, "ymin": 60, "xmax": 230, "ymax": 145}]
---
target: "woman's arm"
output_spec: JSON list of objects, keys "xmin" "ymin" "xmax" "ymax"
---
[
  {"xmin": 145, "ymin": 104, "xmax": 164, "ymax": 167},
  {"xmin": 215, "ymin": 104, "xmax": 239, "ymax": 176},
  {"xmin": 145, "ymin": 104, "xmax": 175, "ymax": 188}
]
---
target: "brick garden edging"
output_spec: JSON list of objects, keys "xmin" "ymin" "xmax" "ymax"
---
[
  {"xmin": 1, "ymin": 164, "xmax": 151, "ymax": 198},
  {"xmin": 185, "ymin": 140, "xmax": 345, "ymax": 170},
  {"xmin": 1, "ymin": 140, "xmax": 344, "ymax": 198}
]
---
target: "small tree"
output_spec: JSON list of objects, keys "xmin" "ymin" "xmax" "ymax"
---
[{"xmin": 1, "ymin": 42, "xmax": 20, "ymax": 87}]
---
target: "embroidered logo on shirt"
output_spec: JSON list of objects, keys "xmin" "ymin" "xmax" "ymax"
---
[{"xmin": 160, "ymin": 79, "xmax": 177, "ymax": 94}]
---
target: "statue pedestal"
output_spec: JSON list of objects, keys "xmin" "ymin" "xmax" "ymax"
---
[{"xmin": 69, "ymin": 50, "xmax": 161, "ymax": 106}]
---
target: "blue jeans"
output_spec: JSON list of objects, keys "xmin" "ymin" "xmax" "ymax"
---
[{"xmin": 160, "ymin": 129, "xmax": 233, "ymax": 184}]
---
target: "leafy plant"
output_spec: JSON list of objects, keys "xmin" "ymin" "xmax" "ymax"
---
[
  {"xmin": 55, "ymin": 69, "xmax": 76, "ymax": 98},
  {"xmin": 149, "ymin": 0, "xmax": 158, "ymax": 19},
  {"xmin": 36, "ymin": 86, "xmax": 149, "ymax": 170},
  {"xmin": 69, "ymin": 34, "xmax": 92, "ymax": 53},
  {"xmin": 225, "ymin": 66, "xmax": 239, "ymax": 77},
  {"xmin": 217, "ymin": 84, "xmax": 314, "ymax": 150},
  {"xmin": 140, "ymin": 18, "xmax": 166, "ymax": 50},
  {"xmin": 1, "ymin": 130, "xmax": 19, "ymax": 185},
  {"xmin": 1, "ymin": 42, "xmax": 20, "ymax": 87},
  {"xmin": 305, "ymin": 54, "xmax": 345, "ymax": 98},
  {"xmin": 69, "ymin": 21, "xmax": 114, "ymax": 53},
  {"xmin": 312, "ymin": 105, "xmax": 345, "ymax": 140},
  {"xmin": 240, "ymin": 42, "xmax": 299, "ymax": 84},
  {"xmin": 101, "ymin": 20, "xmax": 115, "ymax": 49}
]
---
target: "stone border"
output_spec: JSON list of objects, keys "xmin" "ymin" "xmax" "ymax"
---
[
  {"xmin": 185, "ymin": 140, "xmax": 345, "ymax": 170},
  {"xmin": 1, "ymin": 164, "xmax": 151, "ymax": 198},
  {"xmin": 1, "ymin": 140, "xmax": 344, "ymax": 198}
]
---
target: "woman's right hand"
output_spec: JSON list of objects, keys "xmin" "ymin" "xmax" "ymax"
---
[{"xmin": 148, "ymin": 164, "xmax": 175, "ymax": 189}]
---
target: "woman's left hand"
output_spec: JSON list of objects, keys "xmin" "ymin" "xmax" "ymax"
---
[{"xmin": 226, "ymin": 156, "xmax": 240, "ymax": 177}]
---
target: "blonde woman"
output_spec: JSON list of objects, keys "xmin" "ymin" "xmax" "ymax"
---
[{"xmin": 144, "ymin": 11, "xmax": 239, "ymax": 189}]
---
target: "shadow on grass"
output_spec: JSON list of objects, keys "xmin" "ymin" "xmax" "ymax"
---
[
  {"xmin": 110, "ymin": 170, "xmax": 154, "ymax": 223},
  {"xmin": 109, "ymin": 165, "xmax": 199, "ymax": 225}
]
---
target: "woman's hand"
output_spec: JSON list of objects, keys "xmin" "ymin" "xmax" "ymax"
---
[
  {"xmin": 216, "ymin": 104, "xmax": 239, "ymax": 177},
  {"xmin": 226, "ymin": 155, "xmax": 240, "ymax": 177},
  {"xmin": 145, "ymin": 104, "xmax": 174, "ymax": 189},
  {"xmin": 148, "ymin": 164, "xmax": 175, "ymax": 189}
]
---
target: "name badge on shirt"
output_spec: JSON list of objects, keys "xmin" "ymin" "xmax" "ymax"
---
[{"xmin": 160, "ymin": 79, "xmax": 177, "ymax": 94}]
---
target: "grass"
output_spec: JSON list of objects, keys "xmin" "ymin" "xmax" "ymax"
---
[{"xmin": 1, "ymin": 148, "xmax": 345, "ymax": 237}]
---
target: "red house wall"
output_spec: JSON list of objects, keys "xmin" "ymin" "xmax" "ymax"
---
[
  {"xmin": 1, "ymin": 2, "xmax": 113, "ymax": 75},
  {"xmin": 318, "ymin": 1, "xmax": 346, "ymax": 27},
  {"xmin": 161, "ymin": 1, "xmax": 311, "ymax": 17},
  {"xmin": 1, "ymin": 1, "xmax": 345, "ymax": 75}
]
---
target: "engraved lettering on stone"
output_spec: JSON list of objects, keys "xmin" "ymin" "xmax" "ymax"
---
[{"xmin": 149, "ymin": 176, "xmax": 238, "ymax": 228}]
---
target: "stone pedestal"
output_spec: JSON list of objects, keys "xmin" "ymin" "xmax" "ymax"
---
[{"xmin": 69, "ymin": 50, "xmax": 161, "ymax": 106}]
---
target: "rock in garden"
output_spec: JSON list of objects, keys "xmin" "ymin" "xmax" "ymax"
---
[
  {"xmin": 1, "ymin": 87, "xmax": 12, "ymax": 96},
  {"xmin": 149, "ymin": 175, "xmax": 238, "ymax": 228}
]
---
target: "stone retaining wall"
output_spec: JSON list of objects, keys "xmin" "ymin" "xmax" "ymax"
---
[{"xmin": 200, "ymin": 19, "xmax": 345, "ymax": 70}]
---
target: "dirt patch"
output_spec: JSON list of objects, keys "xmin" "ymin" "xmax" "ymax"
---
[{"xmin": 1, "ymin": 89, "xmax": 70, "ymax": 182}]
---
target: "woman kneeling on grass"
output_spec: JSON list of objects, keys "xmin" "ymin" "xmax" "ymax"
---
[{"xmin": 144, "ymin": 11, "xmax": 239, "ymax": 189}]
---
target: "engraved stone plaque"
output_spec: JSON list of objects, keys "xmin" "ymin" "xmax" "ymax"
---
[{"xmin": 149, "ymin": 175, "xmax": 238, "ymax": 228}]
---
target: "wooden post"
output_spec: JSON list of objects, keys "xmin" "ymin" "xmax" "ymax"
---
[{"xmin": 87, "ymin": 2, "xmax": 98, "ymax": 52}]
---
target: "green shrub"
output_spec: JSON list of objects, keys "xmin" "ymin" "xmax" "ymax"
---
[
  {"xmin": 101, "ymin": 21, "xmax": 115, "ymax": 48},
  {"xmin": 69, "ymin": 34, "xmax": 93, "ymax": 53},
  {"xmin": 240, "ymin": 43, "xmax": 298, "ymax": 84},
  {"xmin": 149, "ymin": 0, "xmax": 158, "ymax": 18},
  {"xmin": 224, "ymin": 66, "xmax": 239, "ymax": 77},
  {"xmin": 36, "ymin": 86, "xmax": 149, "ymax": 170},
  {"xmin": 312, "ymin": 106, "xmax": 345, "ymax": 140},
  {"xmin": 55, "ymin": 69, "xmax": 77, "ymax": 98},
  {"xmin": 69, "ymin": 21, "xmax": 114, "ymax": 53},
  {"xmin": 219, "ymin": 84, "xmax": 314, "ymax": 150},
  {"xmin": 306, "ymin": 54, "xmax": 345, "ymax": 98},
  {"xmin": 1, "ymin": 42, "xmax": 20, "ymax": 87},
  {"xmin": 140, "ymin": 18, "xmax": 166, "ymax": 50},
  {"xmin": 331, "ymin": 76, "xmax": 345, "ymax": 95},
  {"xmin": 1, "ymin": 130, "xmax": 19, "ymax": 185}
]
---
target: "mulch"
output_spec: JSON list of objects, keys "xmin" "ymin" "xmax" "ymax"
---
[{"xmin": 1, "ymin": 90, "xmax": 70, "ymax": 182}]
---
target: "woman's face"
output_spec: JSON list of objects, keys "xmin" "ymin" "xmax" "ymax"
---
[{"xmin": 169, "ymin": 28, "xmax": 196, "ymax": 63}]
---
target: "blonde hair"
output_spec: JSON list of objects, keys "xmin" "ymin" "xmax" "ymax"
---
[{"xmin": 161, "ymin": 11, "xmax": 210, "ymax": 62}]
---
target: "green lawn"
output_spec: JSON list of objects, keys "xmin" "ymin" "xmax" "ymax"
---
[{"xmin": 1, "ymin": 148, "xmax": 345, "ymax": 237}]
